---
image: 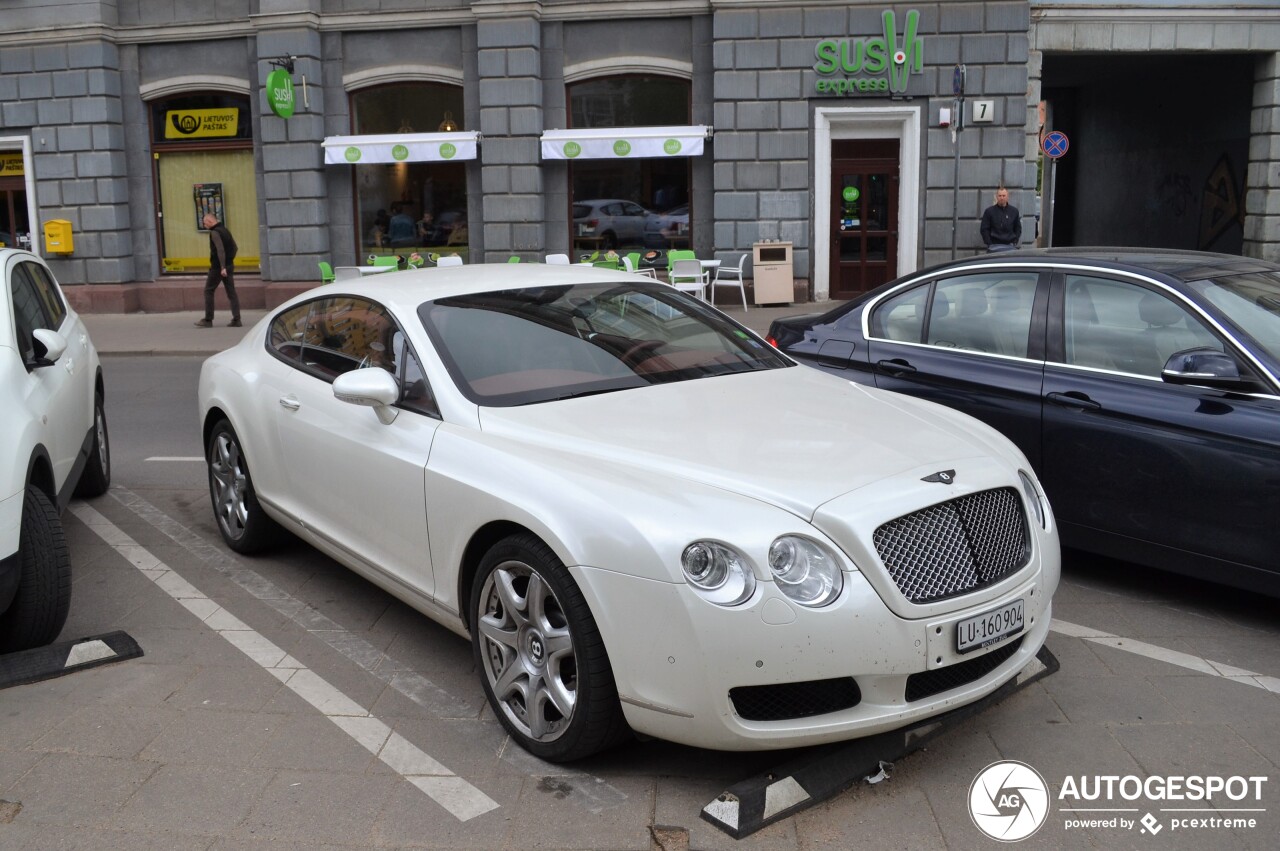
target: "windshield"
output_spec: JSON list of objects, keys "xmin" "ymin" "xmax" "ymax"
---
[
  {"xmin": 1187, "ymin": 271, "xmax": 1280, "ymax": 361},
  {"xmin": 419, "ymin": 281, "xmax": 791, "ymax": 406}
]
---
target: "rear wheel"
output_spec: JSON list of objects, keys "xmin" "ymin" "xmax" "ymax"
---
[
  {"xmin": 471, "ymin": 534, "xmax": 629, "ymax": 762},
  {"xmin": 207, "ymin": 419, "xmax": 280, "ymax": 553},
  {"xmin": 0, "ymin": 486, "xmax": 71, "ymax": 653},
  {"xmin": 74, "ymin": 391, "xmax": 111, "ymax": 498}
]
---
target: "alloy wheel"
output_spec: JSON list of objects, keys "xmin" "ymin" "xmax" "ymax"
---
[{"xmin": 476, "ymin": 560, "xmax": 578, "ymax": 742}]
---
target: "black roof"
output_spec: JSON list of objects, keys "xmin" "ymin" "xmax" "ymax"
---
[{"xmin": 956, "ymin": 247, "xmax": 1280, "ymax": 281}]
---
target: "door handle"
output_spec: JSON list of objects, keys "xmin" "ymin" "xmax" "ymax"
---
[
  {"xmin": 876, "ymin": 358, "xmax": 916, "ymax": 376},
  {"xmin": 278, "ymin": 396, "xmax": 301, "ymax": 411},
  {"xmin": 1045, "ymin": 391, "xmax": 1101, "ymax": 411}
]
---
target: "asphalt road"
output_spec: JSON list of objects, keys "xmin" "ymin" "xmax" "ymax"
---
[{"xmin": 0, "ymin": 356, "xmax": 1276, "ymax": 850}]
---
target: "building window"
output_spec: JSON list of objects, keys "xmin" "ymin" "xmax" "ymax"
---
[
  {"xmin": 567, "ymin": 76, "xmax": 691, "ymax": 257},
  {"xmin": 149, "ymin": 93, "xmax": 259, "ymax": 274},
  {"xmin": 351, "ymin": 83, "xmax": 468, "ymax": 260}
]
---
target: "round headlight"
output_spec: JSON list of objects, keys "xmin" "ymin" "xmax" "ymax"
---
[
  {"xmin": 1019, "ymin": 470, "xmax": 1046, "ymax": 529},
  {"xmin": 767, "ymin": 536, "xmax": 843, "ymax": 607},
  {"xmin": 681, "ymin": 542, "xmax": 756, "ymax": 607}
]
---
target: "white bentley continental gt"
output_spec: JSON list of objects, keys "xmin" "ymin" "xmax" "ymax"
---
[{"xmin": 197, "ymin": 264, "xmax": 1060, "ymax": 762}]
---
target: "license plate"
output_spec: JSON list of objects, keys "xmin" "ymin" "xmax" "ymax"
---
[{"xmin": 956, "ymin": 599, "xmax": 1024, "ymax": 654}]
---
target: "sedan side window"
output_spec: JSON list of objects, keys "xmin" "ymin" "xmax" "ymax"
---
[
  {"xmin": 927, "ymin": 273, "xmax": 1038, "ymax": 357},
  {"xmin": 1060, "ymin": 276, "xmax": 1222, "ymax": 377},
  {"xmin": 868, "ymin": 283, "xmax": 928, "ymax": 342}
]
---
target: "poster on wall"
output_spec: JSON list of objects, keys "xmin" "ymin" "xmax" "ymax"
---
[{"xmin": 193, "ymin": 183, "xmax": 224, "ymax": 230}]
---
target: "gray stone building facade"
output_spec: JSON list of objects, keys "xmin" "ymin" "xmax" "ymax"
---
[{"xmin": 0, "ymin": 0, "xmax": 1277, "ymax": 308}]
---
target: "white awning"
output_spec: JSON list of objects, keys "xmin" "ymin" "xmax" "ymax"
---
[
  {"xmin": 540, "ymin": 125, "xmax": 711, "ymax": 160},
  {"xmin": 322, "ymin": 131, "xmax": 480, "ymax": 165}
]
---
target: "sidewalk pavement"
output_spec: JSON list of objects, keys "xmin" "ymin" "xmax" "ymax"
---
[{"xmin": 81, "ymin": 301, "xmax": 833, "ymax": 357}]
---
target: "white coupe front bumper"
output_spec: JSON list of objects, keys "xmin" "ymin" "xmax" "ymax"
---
[{"xmin": 572, "ymin": 562, "xmax": 1054, "ymax": 752}]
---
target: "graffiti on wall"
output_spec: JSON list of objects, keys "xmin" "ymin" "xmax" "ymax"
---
[
  {"xmin": 1154, "ymin": 155, "xmax": 1245, "ymax": 251},
  {"xmin": 1199, "ymin": 155, "xmax": 1244, "ymax": 251}
]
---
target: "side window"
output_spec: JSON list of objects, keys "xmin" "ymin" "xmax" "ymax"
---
[
  {"xmin": 25, "ymin": 263, "xmax": 67, "ymax": 330},
  {"xmin": 268, "ymin": 302, "xmax": 313, "ymax": 364},
  {"xmin": 868, "ymin": 283, "xmax": 928, "ymax": 342},
  {"xmin": 10, "ymin": 265, "xmax": 51, "ymax": 362},
  {"xmin": 927, "ymin": 272, "xmax": 1038, "ymax": 357},
  {"xmin": 393, "ymin": 330, "xmax": 439, "ymax": 417},
  {"xmin": 301, "ymin": 297, "xmax": 398, "ymax": 378},
  {"xmin": 1060, "ymin": 275, "xmax": 1222, "ymax": 377}
]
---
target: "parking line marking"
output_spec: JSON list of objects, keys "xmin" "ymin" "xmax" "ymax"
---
[
  {"xmin": 106, "ymin": 487, "xmax": 474, "ymax": 719},
  {"xmin": 104, "ymin": 487, "xmax": 636, "ymax": 813},
  {"xmin": 144, "ymin": 456, "xmax": 205, "ymax": 462},
  {"xmin": 68, "ymin": 501, "xmax": 500, "ymax": 822},
  {"xmin": 1051, "ymin": 619, "xmax": 1280, "ymax": 694}
]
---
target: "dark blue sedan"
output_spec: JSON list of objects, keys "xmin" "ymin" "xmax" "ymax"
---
[{"xmin": 768, "ymin": 249, "xmax": 1280, "ymax": 595}]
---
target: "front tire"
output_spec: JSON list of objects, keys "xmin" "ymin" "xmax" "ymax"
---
[
  {"xmin": 471, "ymin": 534, "xmax": 628, "ymax": 762},
  {"xmin": 74, "ymin": 391, "xmax": 111, "ymax": 498},
  {"xmin": 207, "ymin": 419, "xmax": 279, "ymax": 553},
  {"xmin": 0, "ymin": 486, "xmax": 72, "ymax": 653}
]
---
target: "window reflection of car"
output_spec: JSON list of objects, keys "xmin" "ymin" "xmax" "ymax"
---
[
  {"xmin": 572, "ymin": 199, "xmax": 653, "ymax": 250},
  {"xmin": 199, "ymin": 265, "xmax": 1060, "ymax": 763},
  {"xmin": 644, "ymin": 203, "xmax": 689, "ymax": 248},
  {"xmin": 767, "ymin": 248, "xmax": 1280, "ymax": 596}
]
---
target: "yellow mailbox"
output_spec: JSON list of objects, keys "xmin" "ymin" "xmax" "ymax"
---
[{"xmin": 43, "ymin": 220, "xmax": 74, "ymax": 254}]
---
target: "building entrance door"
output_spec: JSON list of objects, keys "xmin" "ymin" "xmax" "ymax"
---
[
  {"xmin": 0, "ymin": 179, "xmax": 30, "ymax": 250},
  {"xmin": 829, "ymin": 139, "xmax": 898, "ymax": 299}
]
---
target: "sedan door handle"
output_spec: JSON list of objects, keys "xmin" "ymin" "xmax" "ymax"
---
[
  {"xmin": 1045, "ymin": 391, "xmax": 1101, "ymax": 411},
  {"xmin": 876, "ymin": 358, "xmax": 917, "ymax": 376},
  {"xmin": 278, "ymin": 395, "xmax": 301, "ymax": 411}
]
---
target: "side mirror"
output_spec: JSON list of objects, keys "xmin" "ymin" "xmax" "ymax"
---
[
  {"xmin": 1161, "ymin": 347, "xmax": 1259, "ymax": 392},
  {"xmin": 332, "ymin": 367, "xmax": 400, "ymax": 424},
  {"xmin": 31, "ymin": 328, "xmax": 67, "ymax": 366}
]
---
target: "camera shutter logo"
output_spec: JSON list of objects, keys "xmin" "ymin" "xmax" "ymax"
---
[{"xmin": 969, "ymin": 760, "xmax": 1050, "ymax": 842}]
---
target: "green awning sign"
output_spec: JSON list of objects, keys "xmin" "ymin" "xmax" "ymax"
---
[
  {"xmin": 266, "ymin": 69, "xmax": 295, "ymax": 119},
  {"xmin": 563, "ymin": 141, "xmax": 582, "ymax": 158},
  {"xmin": 344, "ymin": 147, "xmax": 361, "ymax": 162},
  {"xmin": 440, "ymin": 142, "xmax": 457, "ymax": 159},
  {"xmin": 663, "ymin": 139, "xmax": 682, "ymax": 155},
  {"xmin": 612, "ymin": 140, "xmax": 632, "ymax": 156},
  {"xmin": 392, "ymin": 144, "xmax": 409, "ymax": 161}
]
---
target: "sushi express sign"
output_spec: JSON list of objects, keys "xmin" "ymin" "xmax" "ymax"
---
[{"xmin": 813, "ymin": 9, "xmax": 924, "ymax": 96}]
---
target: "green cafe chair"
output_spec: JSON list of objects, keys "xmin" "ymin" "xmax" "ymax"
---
[
  {"xmin": 372, "ymin": 255, "xmax": 400, "ymax": 267},
  {"xmin": 667, "ymin": 248, "xmax": 696, "ymax": 275},
  {"xmin": 318, "ymin": 261, "xmax": 336, "ymax": 284},
  {"xmin": 508, "ymin": 255, "xmax": 521, "ymax": 263}
]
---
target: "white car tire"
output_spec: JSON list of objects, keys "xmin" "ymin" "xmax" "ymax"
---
[
  {"xmin": 206, "ymin": 419, "xmax": 280, "ymax": 553},
  {"xmin": 471, "ymin": 534, "xmax": 629, "ymax": 762},
  {"xmin": 0, "ymin": 486, "xmax": 72, "ymax": 653},
  {"xmin": 74, "ymin": 391, "xmax": 111, "ymax": 498}
]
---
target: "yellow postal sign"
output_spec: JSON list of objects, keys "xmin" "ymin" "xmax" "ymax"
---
[
  {"xmin": 0, "ymin": 153, "xmax": 24, "ymax": 176},
  {"xmin": 164, "ymin": 109, "xmax": 240, "ymax": 139}
]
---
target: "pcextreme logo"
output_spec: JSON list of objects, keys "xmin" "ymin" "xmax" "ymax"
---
[{"xmin": 813, "ymin": 8, "xmax": 924, "ymax": 96}]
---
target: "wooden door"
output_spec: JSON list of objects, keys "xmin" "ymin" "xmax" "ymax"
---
[{"xmin": 830, "ymin": 139, "xmax": 898, "ymax": 299}]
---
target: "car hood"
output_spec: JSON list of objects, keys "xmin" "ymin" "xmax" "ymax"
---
[{"xmin": 475, "ymin": 366, "xmax": 1006, "ymax": 519}]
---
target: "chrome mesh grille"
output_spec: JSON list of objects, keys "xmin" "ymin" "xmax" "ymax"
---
[{"xmin": 873, "ymin": 488, "xmax": 1028, "ymax": 603}]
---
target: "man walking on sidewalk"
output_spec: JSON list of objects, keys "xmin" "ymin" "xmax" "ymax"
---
[{"xmin": 195, "ymin": 212, "xmax": 241, "ymax": 328}]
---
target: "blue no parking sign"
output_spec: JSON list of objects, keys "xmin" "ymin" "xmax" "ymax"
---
[{"xmin": 1042, "ymin": 130, "xmax": 1069, "ymax": 159}]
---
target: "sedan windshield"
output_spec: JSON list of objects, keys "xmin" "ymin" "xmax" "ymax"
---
[
  {"xmin": 419, "ymin": 282, "xmax": 791, "ymax": 406},
  {"xmin": 1189, "ymin": 271, "xmax": 1280, "ymax": 361}
]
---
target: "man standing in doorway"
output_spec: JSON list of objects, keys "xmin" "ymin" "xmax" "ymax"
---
[
  {"xmin": 195, "ymin": 212, "xmax": 241, "ymax": 327},
  {"xmin": 980, "ymin": 187, "xmax": 1021, "ymax": 253}
]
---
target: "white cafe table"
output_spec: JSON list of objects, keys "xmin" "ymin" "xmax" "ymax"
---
[{"xmin": 334, "ymin": 265, "xmax": 398, "ymax": 280}]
